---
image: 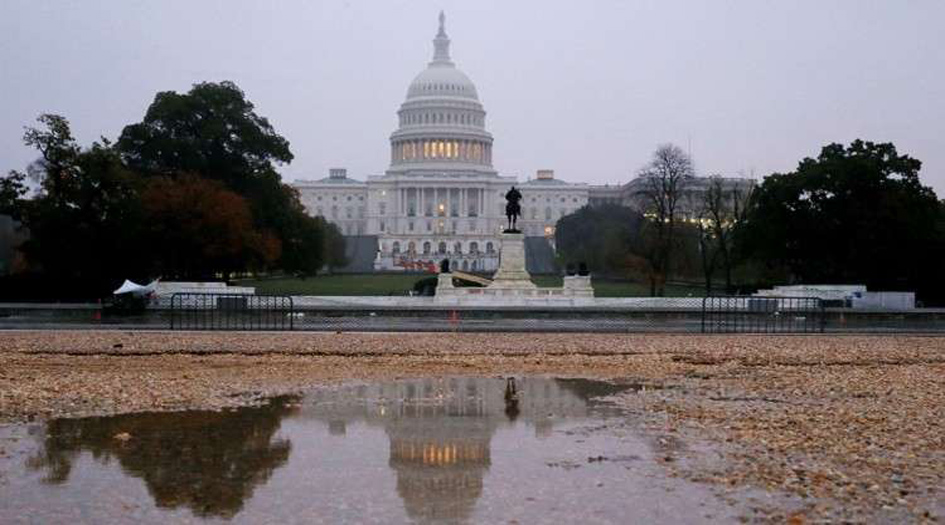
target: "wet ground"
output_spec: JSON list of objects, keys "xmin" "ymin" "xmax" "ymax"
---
[{"xmin": 0, "ymin": 377, "xmax": 776, "ymax": 524}]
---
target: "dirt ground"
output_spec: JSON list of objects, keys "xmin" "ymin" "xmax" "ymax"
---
[{"xmin": 1, "ymin": 330, "xmax": 943, "ymax": 522}]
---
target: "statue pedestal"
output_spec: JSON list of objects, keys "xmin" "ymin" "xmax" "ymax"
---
[
  {"xmin": 433, "ymin": 231, "xmax": 595, "ymax": 305},
  {"xmin": 488, "ymin": 232, "xmax": 536, "ymax": 289}
]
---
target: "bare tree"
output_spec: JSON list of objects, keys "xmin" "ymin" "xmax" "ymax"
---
[
  {"xmin": 637, "ymin": 144, "xmax": 694, "ymax": 296},
  {"xmin": 695, "ymin": 176, "xmax": 754, "ymax": 294}
]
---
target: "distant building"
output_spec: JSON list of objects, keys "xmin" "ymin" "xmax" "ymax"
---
[{"xmin": 588, "ymin": 175, "xmax": 755, "ymax": 219}]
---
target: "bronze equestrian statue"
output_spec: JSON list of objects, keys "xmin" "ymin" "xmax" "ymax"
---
[{"xmin": 505, "ymin": 186, "xmax": 522, "ymax": 232}]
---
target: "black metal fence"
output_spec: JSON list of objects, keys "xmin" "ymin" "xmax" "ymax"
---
[
  {"xmin": 9, "ymin": 293, "xmax": 909, "ymax": 334},
  {"xmin": 701, "ymin": 296, "xmax": 825, "ymax": 333},
  {"xmin": 169, "ymin": 293, "xmax": 295, "ymax": 331}
]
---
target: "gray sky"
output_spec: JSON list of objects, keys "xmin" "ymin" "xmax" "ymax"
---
[{"xmin": 2, "ymin": 0, "xmax": 944, "ymax": 194}]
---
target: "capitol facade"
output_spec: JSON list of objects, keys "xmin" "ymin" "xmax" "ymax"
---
[
  {"xmin": 293, "ymin": 13, "xmax": 589, "ymax": 272},
  {"xmin": 293, "ymin": 13, "xmax": 752, "ymax": 272}
]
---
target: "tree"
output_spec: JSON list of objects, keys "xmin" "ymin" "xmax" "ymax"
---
[
  {"xmin": 635, "ymin": 144, "xmax": 694, "ymax": 295},
  {"xmin": 15, "ymin": 116, "xmax": 147, "ymax": 285},
  {"xmin": 555, "ymin": 204, "xmax": 647, "ymax": 277},
  {"xmin": 22, "ymin": 114, "xmax": 80, "ymax": 209},
  {"xmin": 737, "ymin": 140, "xmax": 944, "ymax": 302},
  {"xmin": 116, "ymin": 81, "xmax": 292, "ymax": 186},
  {"xmin": 693, "ymin": 176, "xmax": 753, "ymax": 293}
]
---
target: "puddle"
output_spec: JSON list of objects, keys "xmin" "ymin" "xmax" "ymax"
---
[{"xmin": 0, "ymin": 377, "xmax": 750, "ymax": 523}]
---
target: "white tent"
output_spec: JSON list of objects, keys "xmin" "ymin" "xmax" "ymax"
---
[{"xmin": 113, "ymin": 279, "xmax": 160, "ymax": 296}]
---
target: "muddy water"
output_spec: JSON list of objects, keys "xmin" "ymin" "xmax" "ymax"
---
[{"xmin": 0, "ymin": 377, "xmax": 747, "ymax": 524}]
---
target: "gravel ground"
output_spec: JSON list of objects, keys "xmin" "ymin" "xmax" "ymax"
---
[{"xmin": 1, "ymin": 330, "xmax": 943, "ymax": 522}]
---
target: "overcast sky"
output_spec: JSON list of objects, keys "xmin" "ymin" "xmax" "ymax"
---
[{"xmin": 2, "ymin": 1, "xmax": 944, "ymax": 194}]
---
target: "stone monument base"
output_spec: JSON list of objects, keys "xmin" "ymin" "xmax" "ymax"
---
[{"xmin": 434, "ymin": 232, "xmax": 594, "ymax": 305}]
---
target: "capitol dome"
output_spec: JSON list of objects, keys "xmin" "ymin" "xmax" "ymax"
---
[{"xmin": 389, "ymin": 12, "xmax": 494, "ymax": 173}]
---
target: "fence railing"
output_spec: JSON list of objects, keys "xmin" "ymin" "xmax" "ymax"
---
[
  {"xmin": 169, "ymin": 293, "xmax": 294, "ymax": 331},
  {"xmin": 701, "ymin": 296, "xmax": 825, "ymax": 333}
]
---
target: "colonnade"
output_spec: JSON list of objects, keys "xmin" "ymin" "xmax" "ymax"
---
[
  {"xmin": 395, "ymin": 186, "xmax": 490, "ymax": 218},
  {"xmin": 391, "ymin": 139, "xmax": 492, "ymax": 164}
]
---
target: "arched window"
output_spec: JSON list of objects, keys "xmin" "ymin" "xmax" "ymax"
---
[
  {"xmin": 407, "ymin": 241, "xmax": 416, "ymax": 253},
  {"xmin": 462, "ymin": 260, "xmax": 469, "ymax": 271},
  {"xmin": 437, "ymin": 241, "xmax": 447, "ymax": 254},
  {"xmin": 422, "ymin": 242, "xmax": 431, "ymax": 255},
  {"xmin": 392, "ymin": 241, "xmax": 400, "ymax": 254},
  {"xmin": 470, "ymin": 242, "xmax": 479, "ymax": 254},
  {"xmin": 486, "ymin": 242, "xmax": 494, "ymax": 254},
  {"xmin": 453, "ymin": 242, "xmax": 462, "ymax": 254},
  {"xmin": 471, "ymin": 260, "xmax": 478, "ymax": 271}
]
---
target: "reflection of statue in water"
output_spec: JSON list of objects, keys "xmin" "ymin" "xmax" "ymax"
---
[
  {"xmin": 504, "ymin": 186, "xmax": 522, "ymax": 232},
  {"xmin": 29, "ymin": 397, "xmax": 297, "ymax": 519},
  {"xmin": 504, "ymin": 377, "xmax": 520, "ymax": 421}
]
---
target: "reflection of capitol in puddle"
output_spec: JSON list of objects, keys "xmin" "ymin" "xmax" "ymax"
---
[{"xmin": 300, "ymin": 377, "xmax": 607, "ymax": 523}]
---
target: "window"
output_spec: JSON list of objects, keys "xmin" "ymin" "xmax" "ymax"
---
[
  {"xmin": 438, "ymin": 242, "xmax": 447, "ymax": 254},
  {"xmin": 379, "ymin": 221, "xmax": 385, "ymax": 232},
  {"xmin": 453, "ymin": 242, "xmax": 462, "ymax": 254},
  {"xmin": 392, "ymin": 241, "xmax": 400, "ymax": 254},
  {"xmin": 379, "ymin": 202, "xmax": 386, "ymax": 215},
  {"xmin": 486, "ymin": 242, "xmax": 494, "ymax": 254},
  {"xmin": 346, "ymin": 207, "xmax": 353, "ymax": 219},
  {"xmin": 422, "ymin": 242, "xmax": 431, "ymax": 255},
  {"xmin": 316, "ymin": 207, "xmax": 323, "ymax": 216},
  {"xmin": 545, "ymin": 207, "xmax": 552, "ymax": 220},
  {"xmin": 470, "ymin": 242, "xmax": 479, "ymax": 254},
  {"xmin": 426, "ymin": 221, "xmax": 432, "ymax": 232},
  {"xmin": 408, "ymin": 221, "xmax": 414, "ymax": 232},
  {"xmin": 408, "ymin": 241, "xmax": 416, "ymax": 253},
  {"xmin": 331, "ymin": 205, "xmax": 338, "ymax": 218}
]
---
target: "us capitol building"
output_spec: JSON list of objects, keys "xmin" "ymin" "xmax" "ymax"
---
[{"xmin": 293, "ymin": 13, "xmax": 751, "ymax": 273}]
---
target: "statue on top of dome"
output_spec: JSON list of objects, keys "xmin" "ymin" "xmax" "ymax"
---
[{"xmin": 504, "ymin": 186, "xmax": 522, "ymax": 233}]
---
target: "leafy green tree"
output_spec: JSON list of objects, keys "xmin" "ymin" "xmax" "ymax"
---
[
  {"xmin": 117, "ymin": 81, "xmax": 292, "ymax": 185},
  {"xmin": 737, "ymin": 140, "xmax": 944, "ymax": 301}
]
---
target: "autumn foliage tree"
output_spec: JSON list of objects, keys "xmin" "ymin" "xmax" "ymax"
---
[{"xmin": 141, "ymin": 175, "xmax": 280, "ymax": 280}]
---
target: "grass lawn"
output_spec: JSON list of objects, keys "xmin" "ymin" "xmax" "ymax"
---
[{"xmin": 239, "ymin": 274, "xmax": 707, "ymax": 297}]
